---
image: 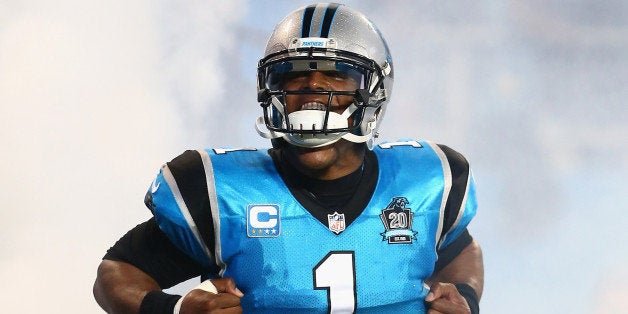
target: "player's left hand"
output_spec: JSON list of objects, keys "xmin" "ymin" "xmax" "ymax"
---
[{"xmin": 425, "ymin": 282, "xmax": 470, "ymax": 314}]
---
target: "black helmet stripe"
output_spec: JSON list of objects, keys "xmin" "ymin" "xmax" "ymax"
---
[
  {"xmin": 320, "ymin": 3, "xmax": 340, "ymax": 38},
  {"xmin": 301, "ymin": 4, "xmax": 316, "ymax": 37},
  {"xmin": 301, "ymin": 3, "xmax": 340, "ymax": 38}
]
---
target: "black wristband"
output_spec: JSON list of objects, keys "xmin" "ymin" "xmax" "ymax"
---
[
  {"xmin": 455, "ymin": 283, "xmax": 479, "ymax": 314},
  {"xmin": 139, "ymin": 290, "xmax": 181, "ymax": 314}
]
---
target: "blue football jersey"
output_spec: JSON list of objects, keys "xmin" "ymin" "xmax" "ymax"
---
[{"xmin": 149, "ymin": 140, "xmax": 477, "ymax": 313}]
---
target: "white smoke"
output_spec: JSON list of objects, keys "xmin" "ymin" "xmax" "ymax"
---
[
  {"xmin": 1, "ymin": 1, "xmax": 626, "ymax": 313},
  {"xmin": 0, "ymin": 1, "xmax": 244, "ymax": 312}
]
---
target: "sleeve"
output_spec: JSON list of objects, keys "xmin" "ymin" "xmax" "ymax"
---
[
  {"xmin": 435, "ymin": 144, "xmax": 478, "ymax": 249},
  {"xmin": 103, "ymin": 218, "xmax": 206, "ymax": 288},
  {"xmin": 428, "ymin": 144, "xmax": 478, "ymax": 272},
  {"xmin": 145, "ymin": 150, "xmax": 219, "ymax": 270}
]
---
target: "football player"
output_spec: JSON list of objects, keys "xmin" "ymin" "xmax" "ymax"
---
[{"xmin": 94, "ymin": 3, "xmax": 483, "ymax": 314}]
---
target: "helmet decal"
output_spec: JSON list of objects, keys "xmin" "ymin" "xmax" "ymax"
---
[
  {"xmin": 301, "ymin": 5, "xmax": 315, "ymax": 37},
  {"xmin": 319, "ymin": 3, "xmax": 340, "ymax": 38}
]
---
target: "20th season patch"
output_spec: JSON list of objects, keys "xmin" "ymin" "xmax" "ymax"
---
[{"xmin": 379, "ymin": 197, "xmax": 418, "ymax": 244}]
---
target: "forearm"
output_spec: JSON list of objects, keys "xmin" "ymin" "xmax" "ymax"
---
[
  {"xmin": 93, "ymin": 260, "xmax": 161, "ymax": 314},
  {"xmin": 427, "ymin": 239, "xmax": 484, "ymax": 298}
]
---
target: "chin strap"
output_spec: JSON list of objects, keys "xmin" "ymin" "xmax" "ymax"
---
[
  {"xmin": 256, "ymin": 115, "xmax": 376, "ymax": 148},
  {"xmin": 255, "ymin": 96, "xmax": 377, "ymax": 148}
]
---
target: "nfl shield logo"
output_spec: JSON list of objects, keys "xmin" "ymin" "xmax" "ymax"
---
[{"xmin": 327, "ymin": 212, "xmax": 346, "ymax": 234}]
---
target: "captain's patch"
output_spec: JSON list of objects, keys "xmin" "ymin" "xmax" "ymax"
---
[{"xmin": 247, "ymin": 204, "xmax": 280, "ymax": 238}]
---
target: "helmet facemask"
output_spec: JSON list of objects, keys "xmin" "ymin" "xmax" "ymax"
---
[{"xmin": 256, "ymin": 45, "xmax": 387, "ymax": 148}]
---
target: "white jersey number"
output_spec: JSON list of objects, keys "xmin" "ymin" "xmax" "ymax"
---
[
  {"xmin": 314, "ymin": 251, "xmax": 357, "ymax": 314},
  {"xmin": 378, "ymin": 140, "xmax": 422, "ymax": 149},
  {"xmin": 212, "ymin": 147, "xmax": 257, "ymax": 154}
]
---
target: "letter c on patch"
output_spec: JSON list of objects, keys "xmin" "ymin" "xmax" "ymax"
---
[{"xmin": 249, "ymin": 205, "xmax": 278, "ymax": 228}]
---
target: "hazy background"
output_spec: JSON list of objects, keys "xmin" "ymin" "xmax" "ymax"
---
[{"xmin": 1, "ymin": 1, "xmax": 626, "ymax": 313}]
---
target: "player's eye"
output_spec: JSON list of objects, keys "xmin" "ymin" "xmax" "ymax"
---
[
  {"xmin": 323, "ymin": 71, "xmax": 349, "ymax": 79},
  {"xmin": 283, "ymin": 71, "xmax": 311, "ymax": 82}
]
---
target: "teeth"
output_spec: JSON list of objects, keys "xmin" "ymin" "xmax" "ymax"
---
[{"xmin": 300, "ymin": 102, "xmax": 325, "ymax": 110}]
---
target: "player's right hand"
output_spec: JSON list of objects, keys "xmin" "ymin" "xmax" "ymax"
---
[
  {"xmin": 179, "ymin": 277, "xmax": 243, "ymax": 314},
  {"xmin": 425, "ymin": 282, "xmax": 470, "ymax": 314}
]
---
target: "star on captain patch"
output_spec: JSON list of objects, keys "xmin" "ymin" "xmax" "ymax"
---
[
  {"xmin": 379, "ymin": 197, "xmax": 418, "ymax": 244},
  {"xmin": 327, "ymin": 212, "xmax": 346, "ymax": 234}
]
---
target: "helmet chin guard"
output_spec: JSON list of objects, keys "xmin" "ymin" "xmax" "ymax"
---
[{"xmin": 255, "ymin": 94, "xmax": 377, "ymax": 148}]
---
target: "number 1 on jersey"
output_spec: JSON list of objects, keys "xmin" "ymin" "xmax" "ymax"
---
[{"xmin": 314, "ymin": 251, "xmax": 357, "ymax": 314}]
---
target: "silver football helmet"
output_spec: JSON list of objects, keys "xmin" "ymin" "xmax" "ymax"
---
[{"xmin": 256, "ymin": 3, "xmax": 394, "ymax": 148}]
